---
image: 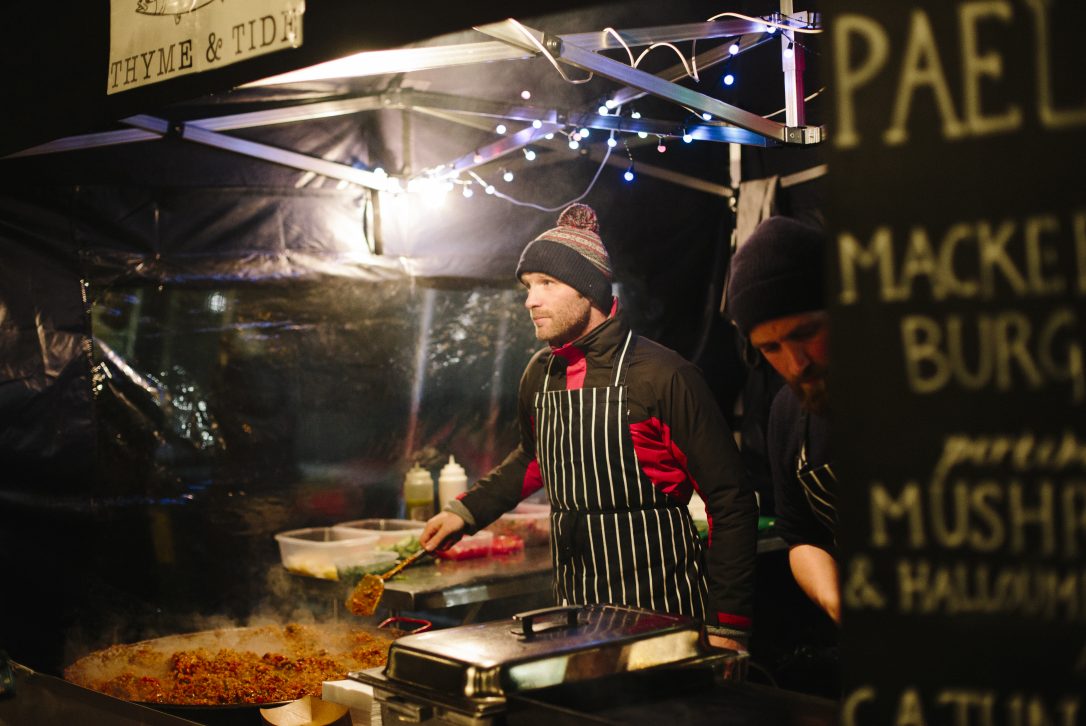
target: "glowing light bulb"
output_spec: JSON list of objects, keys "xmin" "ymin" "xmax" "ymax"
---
[
  {"xmin": 783, "ymin": 43, "xmax": 794, "ymax": 59},
  {"xmin": 723, "ymin": 74, "xmax": 735, "ymax": 86},
  {"xmin": 373, "ymin": 167, "xmax": 387, "ymax": 178},
  {"xmin": 605, "ymin": 99, "xmax": 617, "ymax": 109},
  {"xmin": 569, "ymin": 139, "xmax": 580, "ymax": 150},
  {"xmin": 462, "ymin": 185, "xmax": 474, "ymax": 198},
  {"xmin": 637, "ymin": 131, "xmax": 648, "ymax": 139},
  {"xmin": 544, "ymin": 132, "xmax": 554, "ymax": 140},
  {"xmin": 657, "ymin": 143, "xmax": 666, "ymax": 153},
  {"xmin": 683, "ymin": 133, "xmax": 693, "ymax": 143},
  {"xmin": 521, "ymin": 90, "xmax": 531, "ymax": 100},
  {"xmin": 606, "ymin": 137, "xmax": 617, "ymax": 148},
  {"xmin": 765, "ymin": 24, "xmax": 776, "ymax": 34},
  {"xmin": 729, "ymin": 42, "xmax": 740, "ymax": 55},
  {"xmin": 532, "ymin": 119, "xmax": 542, "ymax": 129},
  {"xmin": 524, "ymin": 148, "xmax": 537, "ymax": 161},
  {"xmin": 630, "ymin": 111, "xmax": 642, "ymax": 119},
  {"xmin": 485, "ymin": 185, "xmax": 496, "ymax": 195},
  {"xmin": 502, "ymin": 170, "xmax": 514, "ymax": 182},
  {"xmin": 579, "ymin": 128, "xmax": 590, "ymax": 137},
  {"xmin": 495, "ymin": 124, "xmax": 507, "ymax": 134},
  {"xmin": 598, "ymin": 105, "xmax": 609, "ymax": 115},
  {"xmin": 702, "ymin": 113, "xmax": 712, "ymax": 120},
  {"xmin": 623, "ymin": 168, "xmax": 635, "ymax": 182}
]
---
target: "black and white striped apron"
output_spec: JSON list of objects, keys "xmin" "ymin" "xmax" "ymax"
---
[
  {"xmin": 795, "ymin": 410, "xmax": 838, "ymax": 537},
  {"xmin": 534, "ymin": 331, "xmax": 708, "ymax": 619}
]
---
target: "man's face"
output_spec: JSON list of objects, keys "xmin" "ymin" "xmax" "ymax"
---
[
  {"xmin": 749, "ymin": 310, "xmax": 830, "ymax": 414},
  {"xmin": 521, "ymin": 272, "xmax": 594, "ymax": 346}
]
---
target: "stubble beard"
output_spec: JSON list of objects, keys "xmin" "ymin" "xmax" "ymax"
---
[
  {"xmin": 791, "ymin": 366, "xmax": 830, "ymax": 416},
  {"xmin": 535, "ymin": 300, "xmax": 592, "ymax": 346}
]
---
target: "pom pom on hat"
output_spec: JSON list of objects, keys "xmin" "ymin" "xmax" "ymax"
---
[
  {"xmin": 556, "ymin": 203, "xmax": 599, "ymax": 233},
  {"xmin": 516, "ymin": 203, "xmax": 614, "ymax": 311}
]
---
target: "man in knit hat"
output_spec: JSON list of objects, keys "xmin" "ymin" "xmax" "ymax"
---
[
  {"xmin": 423, "ymin": 203, "xmax": 758, "ymax": 652},
  {"xmin": 726, "ymin": 215, "xmax": 839, "ymax": 625}
]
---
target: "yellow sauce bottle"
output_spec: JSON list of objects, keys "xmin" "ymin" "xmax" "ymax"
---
[{"xmin": 403, "ymin": 463, "xmax": 435, "ymax": 522}]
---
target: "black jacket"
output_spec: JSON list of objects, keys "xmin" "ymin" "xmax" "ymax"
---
[{"xmin": 455, "ymin": 312, "xmax": 758, "ymax": 630}]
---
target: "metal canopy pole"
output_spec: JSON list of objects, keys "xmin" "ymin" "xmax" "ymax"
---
[
  {"xmin": 122, "ymin": 115, "xmax": 398, "ymax": 192},
  {"xmin": 780, "ymin": 3, "xmax": 809, "ymax": 128},
  {"xmin": 475, "ymin": 18, "xmax": 822, "ymax": 146}
]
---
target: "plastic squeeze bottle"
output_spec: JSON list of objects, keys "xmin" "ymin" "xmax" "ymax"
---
[
  {"xmin": 437, "ymin": 455, "xmax": 468, "ymax": 507},
  {"xmin": 403, "ymin": 463, "xmax": 435, "ymax": 522}
]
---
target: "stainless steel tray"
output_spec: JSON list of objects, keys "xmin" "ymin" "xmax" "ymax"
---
[{"xmin": 354, "ymin": 605, "xmax": 721, "ymax": 700}]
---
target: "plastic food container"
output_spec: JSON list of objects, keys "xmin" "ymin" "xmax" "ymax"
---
[
  {"xmin": 275, "ymin": 527, "xmax": 380, "ymax": 580},
  {"xmin": 335, "ymin": 550, "xmax": 399, "ymax": 585},
  {"xmin": 486, "ymin": 505, "xmax": 551, "ymax": 547},
  {"xmin": 333, "ymin": 519, "xmax": 425, "ymax": 557},
  {"xmin": 434, "ymin": 530, "xmax": 494, "ymax": 561}
]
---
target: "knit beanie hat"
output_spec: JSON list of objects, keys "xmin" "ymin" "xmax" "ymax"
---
[
  {"xmin": 516, "ymin": 203, "xmax": 614, "ymax": 312},
  {"xmin": 726, "ymin": 216, "xmax": 827, "ymax": 337}
]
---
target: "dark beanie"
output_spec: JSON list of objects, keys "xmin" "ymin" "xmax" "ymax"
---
[
  {"xmin": 516, "ymin": 204, "xmax": 614, "ymax": 312},
  {"xmin": 726, "ymin": 216, "xmax": 827, "ymax": 337}
]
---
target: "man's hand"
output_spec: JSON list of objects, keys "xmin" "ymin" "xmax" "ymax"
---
[
  {"xmin": 707, "ymin": 634, "xmax": 748, "ymax": 654},
  {"xmin": 420, "ymin": 511, "xmax": 466, "ymax": 552}
]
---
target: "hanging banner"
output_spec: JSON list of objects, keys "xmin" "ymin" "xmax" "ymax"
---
[
  {"xmin": 823, "ymin": 0, "xmax": 1086, "ymax": 723},
  {"xmin": 107, "ymin": 0, "xmax": 305, "ymax": 95}
]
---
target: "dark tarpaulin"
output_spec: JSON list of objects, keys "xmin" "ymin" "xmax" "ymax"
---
[{"xmin": 0, "ymin": 0, "xmax": 821, "ymax": 678}]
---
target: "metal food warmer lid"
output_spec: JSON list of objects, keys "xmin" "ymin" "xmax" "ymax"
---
[{"xmin": 350, "ymin": 604, "xmax": 736, "ymax": 718}]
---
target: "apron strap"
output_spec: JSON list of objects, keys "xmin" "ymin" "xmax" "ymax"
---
[
  {"xmin": 612, "ymin": 331, "xmax": 636, "ymax": 388},
  {"xmin": 541, "ymin": 353, "xmax": 556, "ymax": 393},
  {"xmin": 795, "ymin": 409, "xmax": 810, "ymax": 474}
]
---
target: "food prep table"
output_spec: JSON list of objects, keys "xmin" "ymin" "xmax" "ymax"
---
[{"xmin": 288, "ymin": 531, "xmax": 786, "ymax": 625}]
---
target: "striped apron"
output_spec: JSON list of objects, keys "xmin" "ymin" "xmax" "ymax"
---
[
  {"xmin": 795, "ymin": 410, "xmax": 838, "ymax": 539},
  {"xmin": 534, "ymin": 331, "xmax": 708, "ymax": 619}
]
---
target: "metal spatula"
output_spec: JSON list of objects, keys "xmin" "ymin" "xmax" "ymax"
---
[{"xmin": 346, "ymin": 546, "xmax": 431, "ymax": 617}]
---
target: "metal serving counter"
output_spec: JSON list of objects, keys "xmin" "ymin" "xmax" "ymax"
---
[{"xmin": 289, "ymin": 532, "xmax": 787, "ymax": 624}]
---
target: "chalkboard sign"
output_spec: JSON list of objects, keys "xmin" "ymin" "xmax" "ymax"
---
[{"xmin": 823, "ymin": 0, "xmax": 1086, "ymax": 722}]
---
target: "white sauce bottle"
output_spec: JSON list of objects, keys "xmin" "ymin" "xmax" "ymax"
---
[{"xmin": 437, "ymin": 455, "xmax": 468, "ymax": 508}]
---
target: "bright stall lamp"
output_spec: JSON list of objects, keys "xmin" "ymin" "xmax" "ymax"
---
[
  {"xmin": 606, "ymin": 137, "xmax": 617, "ymax": 148},
  {"xmin": 682, "ymin": 132, "xmax": 693, "ymax": 143},
  {"xmin": 532, "ymin": 119, "xmax": 543, "ymax": 129},
  {"xmin": 521, "ymin": 90, "xmax": 531, "ymax": 100},
  {"xmin": 723, "ymin": 74, "xmax": 735, "ymax": 86},
  {"xmin": 729, "ymin": 42, "xmax": 740, "ymax": 55},
  {"xmin": 495, "ymin": 124, "xmax": 507, "ymax": 134},
  {"xmin": 568, "ymin": 139, "xmax": 580, "ymax": 150},
  {"xmin": 523, "ymin": 148, "xmax": 537, "ymax": 161},
  {"xmin": 623, "ymin": 167, "xmax": 635, "ymax": 182},
  {"xmin": 502, "ymin": 170, "xmax": 514, "ymax": 182}
]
